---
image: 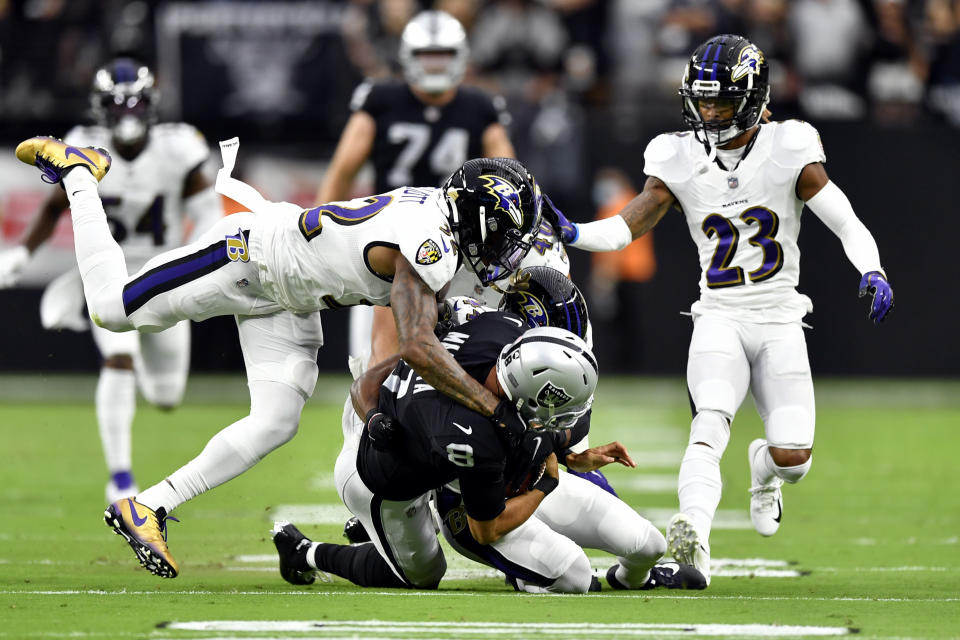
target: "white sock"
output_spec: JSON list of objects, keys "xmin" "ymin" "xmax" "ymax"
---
[
  {"xmin": 677, "ymin": 443, "xmax": 723, "ymax": 541},
  {"xmin": 62, "ymin": 169, "xmax": 129, "ymax": 330},
  {"xmin": 96, "ymin": 367, "xmax": 136, "ymax": 473},
  {"xmin": 751, "ymin": 443, "xmax": 780, "ymax": 487},
  {"xmin": 137, "ymin": 381, "xmax": 305, "ymax": 514},
  {"xmin": 305, "ymin": 542, "xmax": 320, "ymax": 570}
]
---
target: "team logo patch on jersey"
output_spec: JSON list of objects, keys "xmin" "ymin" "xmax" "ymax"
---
[
  {"xmin": 416, "ymin": 239, "xmax": 443, "ymax": 265},
  {"xmin": 536, "ymin": 382, "xmax": 572, "ymax": 409},
  {"xmin": 731, "ymin": 44, "xmax": 764, "ymax": 82},
  {"xmin": 226, "ymin": 228, "xmax": 250, "ymax": 263},
  {"xmin": 478, "ymin": 174, "xmax": 524, "ymax": 227}
]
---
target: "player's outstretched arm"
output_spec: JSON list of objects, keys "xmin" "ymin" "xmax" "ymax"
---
[
  {"xmin": 389, "ymin": 255, "xmax": 500, "ymax": 417},
  {"xmin": 467, "ymin": 454, "xmax": 559, "ymax": 545},
  {"xmin": 544, "ymin": 177, "xmax": 675, "ymax": 252},
  {"xmin": 0, "ymin": 188, "xmax": 69, "ymax": 288},
  {"xmin": 481, "ymin": 123, "xmax": 515, "ymax": 158},
  {"xmin": 316, "ymin": 111, "xmax": 376, "ymax": 204},
  {"xmin": 799, "ymin": 162, "xmax": 894, "ymax": 324},
  {"xmin": 566, "ymin": 442, "xmax": 637, "ymax": 473}
]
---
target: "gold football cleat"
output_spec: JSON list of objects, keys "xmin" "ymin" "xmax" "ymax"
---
[
  {"xmin": 15, "ymin": 136, "xmax": 112, "ymax": 184},
  {"xmin": 104, "ymin": 498, "xmax": 179, "ymax": 578}
]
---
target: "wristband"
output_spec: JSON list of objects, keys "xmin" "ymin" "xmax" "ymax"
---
[{"xmin": 533, "ymin": 474, "xmax": 559, "ymax": 496}]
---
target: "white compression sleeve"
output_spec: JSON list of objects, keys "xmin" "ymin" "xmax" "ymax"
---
[
  {"xmin": 805, "ymin": 181, "xmax": 883, "ymax": 275},
  {"xmin": 569, "ymin": 215, "xmax": 633, "ymax": 252}
]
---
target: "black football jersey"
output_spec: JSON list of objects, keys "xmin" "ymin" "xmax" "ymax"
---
[
  {"xmin": 357, "ymin": 312, "xmax": 526, "ymax": 521},
  {"xmin": 351, "ymin": 79, "xmax": 509, "ymax": 193}
]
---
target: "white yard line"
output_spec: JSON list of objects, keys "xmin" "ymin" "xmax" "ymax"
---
[
  {"xmin": 3, "ymin": 590, "xmax": 958, "ymax": 603},
  {"xmin": 160, "ymin": 619, "xmax": 853, "ymax": 637}
]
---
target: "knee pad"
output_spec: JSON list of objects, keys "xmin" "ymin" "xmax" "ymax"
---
[
  {"xmin": 547, "ymin": 553, "xmax": 594, "ymax": 594},
  {"xmin": 139, "ymin": 375, "xmax": 186, "ymax": 408},
  {"xmin": 689, "ymin": 410, "xmax": 731, "ymax": 453},
  {"xmin": 765, "ymin": 405, "xmax": 815, "ymax": 449},
  {"xmin": 89, "ymin": 286, "xmax": 133, "ymax": 332},
  {"xmin": 775, "ymin": 457, "xmax": 812, "ymax": 484}
]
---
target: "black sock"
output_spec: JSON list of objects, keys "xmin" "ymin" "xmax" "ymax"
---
[{"xmin": 312, "ymin": 541, "xmax": 408, "ymax": 589}]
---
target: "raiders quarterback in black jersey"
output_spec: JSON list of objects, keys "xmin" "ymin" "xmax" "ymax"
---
[{"xmin": 270, "ymin": 315, "xmax": 599, "ymax": 591}]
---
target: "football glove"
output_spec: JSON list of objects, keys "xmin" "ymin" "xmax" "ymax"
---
[
  {"xmin": 505, "ymin": 429, "xmax": 555, "ymax": 495},
  {"xmin": 542, "ymin": 193, "xmax": 579, "ymax": 244},
  {"xmin": 365, "ymin": 409, "xmax": 400, "ymax": 451},
  {"xmin": 0, "ymin": 246, "xmax": 30, "ymax": 289},
  {"xmin": 490, "ymin": 399, "xmax": 528, "ymax": 449},
  {"xmin": 858, "ymin": 271, "xmax": 894, "ymax": 325}
]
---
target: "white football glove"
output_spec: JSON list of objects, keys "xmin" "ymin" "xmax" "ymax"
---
[{"xmin": 0, "ymin": 246, "xmax": 30, "ymax": 288}]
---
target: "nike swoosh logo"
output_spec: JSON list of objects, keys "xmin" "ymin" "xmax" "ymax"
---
[
  {"xmin": 453, "ymin": 422, "xmax": 472, "ymax": 435},
  {"xmin": 503, "ymin": 316, "xmax": 523, "ymax": 327},
  {"xmin": 773, "ymin": 501, "xmax": 782, "ymax": 523},
  {"xmin": 531, "ymin": 435, "xmax": 543, "ymax": 459},
  {"xmin": 441, "ymin": 237, "xmax": 450, "ymax": 253},
  {"xmin": 128, "ymin": 498, "xmax": 148, "ymax": 526},
  {"xmin": 64, "ymin": 146, "xmax": 96, "ymax": 165}
]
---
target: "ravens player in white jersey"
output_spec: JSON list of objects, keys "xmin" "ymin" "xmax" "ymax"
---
[
  {"xmin": 15, "ymin": 135, "xmax": 544, "ymax": 580},
  {"xmin": 547, "ymin": 35, "xmax": 894, "ymax": 586},
  {"xmin": 317, "ymin": 10, "xmax": 514, "ymax": 362},
  {"xmin": 0, "ymin": 58, "xmax": 223, "ymax": 503}
]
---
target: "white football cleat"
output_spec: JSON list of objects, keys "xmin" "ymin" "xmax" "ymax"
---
[
  {"xmin": 748, "ymin": 438, "xmax": 784, "ymax": 537},
  {"xmin": 666, "ymin": 513, "xmax": 711, "ymax": 586}
]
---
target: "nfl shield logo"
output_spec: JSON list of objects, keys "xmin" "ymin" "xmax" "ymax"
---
[{"xmin": 727, "ymin": 175, "xmax": 739, "ymax": 189}]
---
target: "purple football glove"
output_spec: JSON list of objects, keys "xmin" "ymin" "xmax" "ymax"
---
[
  {"xmin": 542, "ymin": 193, "xmax": 579, "ymax": 244},
  {"xmin": 858, "ymin": 271, "xmax": 894, "ymax": 325}
]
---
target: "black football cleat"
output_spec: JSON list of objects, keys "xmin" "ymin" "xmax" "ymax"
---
[
  {"xmin": 343, "ymin": 516, "xmax": 371, "ymax": 544},
  {"xmin": 607, "ymin": 562, "xmax": 707, "ymax": 590},
  {"xmin": 271, "ymin": 521, "xmax": 317, "ymax": 586}
]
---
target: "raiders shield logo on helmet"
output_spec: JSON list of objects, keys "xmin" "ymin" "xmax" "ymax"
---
[
  {"xmin": 416, "ymin": 239, "xmax": 442, "ymax": 265},
  {"xmin": 537, "ymin": 382, "xmax": 573, "ymax": 408}
]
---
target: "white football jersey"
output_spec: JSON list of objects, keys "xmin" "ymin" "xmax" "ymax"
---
[
  {"xmin": 63, "ymin": 123, "xmax": 210, "ymax": 271},
  {"xmin": 644, "ymin": 120, "xmax": 825, "ymax": 322},
  {"xmin": 446, "ymin": 218, "xmax": 571, "ymax": 307},
  {"xmin": 251, "ymin": 187, "xmax": 458, "ymax": 313}
]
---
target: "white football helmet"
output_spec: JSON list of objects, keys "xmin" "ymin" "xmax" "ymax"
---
[
  {"xmin": 496, "ymin": 327, "xmax": 598, "ymax": 431},
  {"xmin": 399, "ymin": 10, "xmax": 469, "ymax": 94}
]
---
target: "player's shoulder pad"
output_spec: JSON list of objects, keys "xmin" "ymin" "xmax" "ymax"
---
[
  {"xmin": 351, "ymin": 78, "xmax": 404, "ymax": 113},
  {"xmin": 151, "ymin": 122, "xmax": 211, "ymax": 168},
  {"xmin": 63, "ymin": 125, "xmax": 109, "ymax": 148},
  {"xmin": 396, "ymin": 196, "xmax": 458, "ymax": 293},
  {"xmin": 643, "ymin": 131, "xmax": 696, "ymax": 184},
  {"xmin": 769, "ymin": 119, "xmax": 826, "ymax": 170}
]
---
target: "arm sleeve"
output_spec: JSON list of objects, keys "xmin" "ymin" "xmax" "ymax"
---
[
  {"xmin": 805, "ymin": 180, "xmax": 883, "ymax": 276},
  {"xmin": 569, "ymin": 215, "xmax": 633, "ymax": 252}
]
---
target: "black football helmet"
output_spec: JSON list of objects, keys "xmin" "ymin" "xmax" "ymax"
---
[
  {"xmin": 500, "ymin": 266, "xmax": 589, "ymax": 341},
  {"xmin": 443, "ymin": 158, "xmax": 541, "ymax": 285},
  {"xmin": 90, "ymin": 58, "xmax": 157, "ymax": 146},
  {"xmin": 679, "ymin": 34, "xmax": 770, "ymax": 148}
]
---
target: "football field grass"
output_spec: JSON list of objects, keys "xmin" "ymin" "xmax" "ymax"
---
[{"xmin": 1, "ymin": 374, "xmax": 958, "ymax": 639}]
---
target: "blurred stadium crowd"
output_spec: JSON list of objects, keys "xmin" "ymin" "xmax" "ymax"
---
[{"xmin": 0, "ymin": 0, "xmax": 957, "ymax": 376}]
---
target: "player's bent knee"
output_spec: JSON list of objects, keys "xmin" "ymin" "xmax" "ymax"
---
[
  {"xmin": 404, "ymin": 555, "xmax": 446, "ymax": 590},
  {"xmin": 689, "ymin": 409, "xmax": 731, "ymax": 452},
  {"xmin": 142, "ymin": 381, "xmax": 185, "ymax": 410},
  {"xmin": 549, "ymin": 553, "xmax": 594, "ymax": 594}
]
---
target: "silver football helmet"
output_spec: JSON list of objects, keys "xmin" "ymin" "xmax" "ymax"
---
[
  {"xmin": 495, "ymin": 327, "xmax": 598, "ymax": 431},
  {"xmin": 399, "ymin": 10, "xmax": 469, "ymax": 94}
]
